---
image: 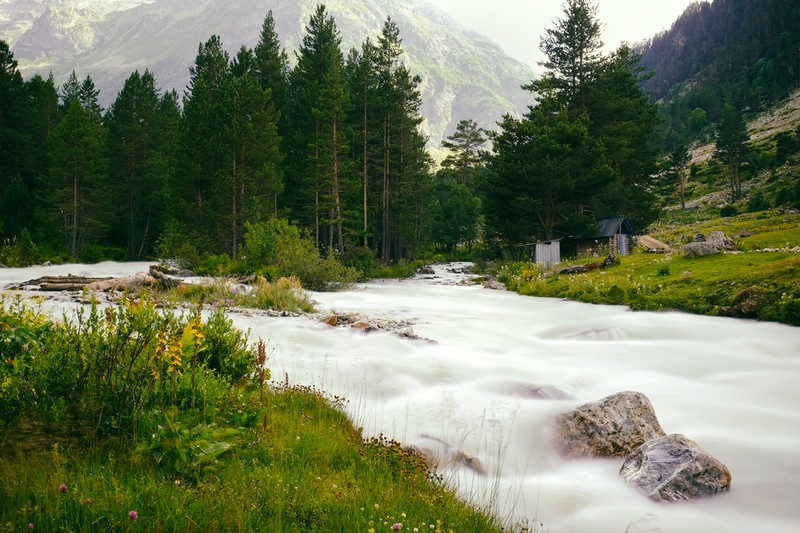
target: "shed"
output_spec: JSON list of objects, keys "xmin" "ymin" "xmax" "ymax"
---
[
  {"xmin": 528, "ymin": 239, "xmax": 562, "ymax": 266},
  {"xmin": 570, "ymin": 216, "xmax": 634, "ymax": 257}
]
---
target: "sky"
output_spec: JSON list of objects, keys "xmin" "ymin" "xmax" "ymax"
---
[{"xmin": 426, "ymin": 0, "xmax": 700, "ymax": 69}]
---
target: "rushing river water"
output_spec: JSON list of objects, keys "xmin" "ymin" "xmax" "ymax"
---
[{"xmin": 3, "ymin": 262, "xmax": 800, "ymax": 533}]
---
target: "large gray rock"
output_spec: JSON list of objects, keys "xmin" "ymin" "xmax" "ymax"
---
[
  {"xmin": 556, "ymin": 391, "xmax": 665, "ymax": 457},
  {"xmin": 555, "ymin": 391, "xmax": 666, "ymax": 458},
  {"xmin": 683, "ymin": 241, "xmax": 724, "ymax": 257},
  {"xmin": 620, "ymin": 433, "xmax": 732, "ymax": 502},
  {"xmin": 683, "ymin": 230, "xmax": 735, "ymax": 257}
]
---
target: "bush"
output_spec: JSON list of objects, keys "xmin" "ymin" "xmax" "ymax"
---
[
  {"xmin": 720, "ymin": 204, "xmax": 739, "ymax": 217},
  {"xmin": 201, "ymin": 307, "xmax": 254, "ymax": 383},
  {"xmin": 242, "ymin": 219, "xmax": 359, "ymax": 291},
  {"xmin": 156, "ymin": 221, "xmax": 214, "ymax": 270},
  {"xmin": 2, "ymin": 296, "xmax": 257, "ymax": 439},
  {"xmin": 747, "ymin": 193, "xmax": 771, "ymax": 213},
  {"xmin": 0, "ymin": 229, "xmax": 40, "ymax": 267}
]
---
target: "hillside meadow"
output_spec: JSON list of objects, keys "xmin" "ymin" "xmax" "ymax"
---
[{"xmin": 497, "ymin": 209, "xmax": 800, "ymax": 326}]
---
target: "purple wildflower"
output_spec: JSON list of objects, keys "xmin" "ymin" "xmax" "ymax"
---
[
  {"xmin": 128, "ymin": 510, "xmax": 138, "ymax": 521},
  {"xmin": 392, "ymin": 524, "xmax": 403, "ymax": 531},
  {"xmin": 58, "ymin": 483, "xmax": 67, "ymax": 493},
  {"xmin": 27, "ymin": 523, "xmax": 34, "ymax": 529}
]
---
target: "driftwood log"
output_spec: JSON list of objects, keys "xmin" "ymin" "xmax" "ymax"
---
[{"xmin": 15, "ymin": 273, "xmax": 158, "ymax": 292}]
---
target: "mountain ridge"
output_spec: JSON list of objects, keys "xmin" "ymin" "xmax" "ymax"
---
[{"xmin": 1, "ymin": 0, "xmax": 535, "ymax": 149}]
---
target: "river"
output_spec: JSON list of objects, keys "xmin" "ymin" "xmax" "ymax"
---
[{"xmin": 2, "ymin": 261, "xmax": 799, "ymax": 533}]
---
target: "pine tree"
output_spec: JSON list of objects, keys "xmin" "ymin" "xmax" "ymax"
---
[
  {"xmin": 714, "ymin": 103, "xmax": 750, "ymax": 200},
  {"xmin": 530, "ymin": 0, "xmax": 603, "ymax": 109},
  {"xmin": 180, "ymin": 35, "xmax": 231, "ymax": 244},
  {"xmin": 59, "ymin": 70, "xmax": 81, "ymax": 111},
  {"xmin": 22, "ymin": 73, "xmax": 61, "ymax": 240},
  {"xmin": 47, "ymin": 100, "xmax": 106, "ymax": 259},
  {"xmin": 582, "ymin": 45, "xmax": 661, "ymax": 228},
  {"xmin": 670, "ymin": 145, "xmax": 691, "ymax": 210},
  {"xmin": 287, "ymin": 5, "xmax": 351, "ymax": 251},
  {"xmin": 254, "ymin": 10, "xmax": 289, "ymax": 118},
  {"xmin": 373, "ymin": 17, "xmax": 431, "ymax": 262},
  {"xmin": 440, "ymin": 119, "xmax": 487, "ymax": 188},
  {"xmin": 0, "ymin": 40, "xmax": 28, "ymax": 239},
  {"xmin": 226, "ymin": 46, "xmax": 283, "ymax": 258},
  {"xmin": 105, "ymin": 70, "xmax": 169, "ymax": 258},
  {"xmin": 345, "ymin": 40, "xmax": 379, "ymax": 249}
]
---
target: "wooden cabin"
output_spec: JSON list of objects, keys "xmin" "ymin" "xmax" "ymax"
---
[{"xmin": 570, "ymin": 216, "xmax": 634, "ymax": 257}]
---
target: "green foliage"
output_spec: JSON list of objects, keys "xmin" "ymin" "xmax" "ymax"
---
[
  {"xmin": 0, "ymin": 295, "xmax": 256, "ymax": 439},
  {"xmin": 747, "ymin": 193, "xmax": 771, "ymax": 213},
  {"xmin": 136, "ymin": 407, "xmax": 240, "ymax": 484},
  {"xmin": 0, "ymin": 229, "xmax": 40, "ymax": 267},
  {"xmin": 200, "ymin": 307, "xmax": 255, "ymax": 383},
  {"xmin": 242, "ymin": 219, "xmax": 359, "ymax": 291},
  {"xmin": 720, "ymin": 204, "xmax": 739, "ymax": 217},
  {"xmin": 155, "ymin": 220, "xmax": 214, "ymax": 270}
]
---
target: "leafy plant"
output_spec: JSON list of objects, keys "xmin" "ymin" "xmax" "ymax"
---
[{"xmin": 136, "ymin": 407, "xmax": 240, "ymax": 483}]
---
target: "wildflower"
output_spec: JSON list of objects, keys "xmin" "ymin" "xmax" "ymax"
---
[
  {"xmin": 128, "ymin": 510, "xmax": 138, "ymax": 521},
  {"xmin": 392, "ymin": 524, "xmax": 403, "ymax": 531},
  {"xmin": 58, "ymin": 483, "xmax": 67, "ymax": 493},
  {"xmin": 28, "ymin": 524, "xmax": 33, "ymax": 529}
]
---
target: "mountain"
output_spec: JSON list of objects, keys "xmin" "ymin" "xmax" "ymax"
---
[
  {"xmin": 0, "ymin": 0, "xmax": 535, "ymax": 150},
  {"xmin": 636, "ymin": 0, "xmax": 800, "ymax": 149}
]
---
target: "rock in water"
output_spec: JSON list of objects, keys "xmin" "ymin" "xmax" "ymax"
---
[
  {"xmin": 555, "ymin": 391, "xmax": 666, "ymax": 458},
  {"xmin": 620, "ymin": 433, "xmax": 732, "ymax": 501}
]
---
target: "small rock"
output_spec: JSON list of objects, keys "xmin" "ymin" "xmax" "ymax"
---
[
  {"xmin": 418, "ymin": 266, "xmax": 436, "ymax": 275},
  {"xmin": 321, "ymin": 314, "xmax": 338, "ymax": 327},
  {"xmin": 351, "ymin": 320, "xmax": 375, "ymax": 332},
  {"xmin": 483, "ymin": 280, "xmax": 506, "ymax": 290},
  {"xmin": 620, "ymin": 433, "xmax": 732, "ymax": 502}
]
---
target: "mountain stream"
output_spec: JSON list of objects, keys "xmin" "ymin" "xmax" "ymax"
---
[{"xmin": 2, "ymin": 261, "xmax": 799, "ymax": 533}]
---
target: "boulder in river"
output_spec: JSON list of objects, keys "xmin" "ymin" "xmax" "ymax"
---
[
  {"xmin": 555, "ymin": 391, "xmax": 666, "ymax": 458},
  {"xmin": 620, "ymin": 433, "xmax": 732, "ymax": 502}
]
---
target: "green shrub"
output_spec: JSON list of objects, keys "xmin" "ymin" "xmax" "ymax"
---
[
  {"xmin": 720, "ymin": 204, "xmax": 739, "ymax": 217},
  {"xmin": 0, "ymin": 229, "xmax": 40, "ymax": 267},
  {"xmin": 201, "ymin": 307, "xmax": 254, "ymax": 383},
  {"xmin": 242, "ymin": 219, "xmax": 359, "ymax": 291},
  {"xmin": 156, "ymin": 221, "xmax": 214, "ymax": 270},
  {"xmin": 747, "ymin": 193, "xmax": 771, "ymax": 213}
]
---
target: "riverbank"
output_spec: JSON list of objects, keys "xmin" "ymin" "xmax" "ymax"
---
[
  {"xmin": 0, "ymin": 292, "xmax": 516, "ymax": 533},
  {"xmin": 496, "ymin": 209, "xmax": 800, "ymax": 326}
]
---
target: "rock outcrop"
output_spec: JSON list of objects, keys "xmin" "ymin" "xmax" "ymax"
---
[
  {"xmin": 683, "ymin": 230, "xmax": 735, "ymax": 257},
  {"xmin": 555, "ymin": 391, "xmax": 666, "ymax": 458},
  {"xmin": 620, "ymin": 433, "xmax": 732, "ymax": 502}
]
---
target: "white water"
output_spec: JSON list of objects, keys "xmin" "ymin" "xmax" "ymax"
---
[{"xmin": 3, "ymin": 262, "xmax": 800, "ymax": 533}]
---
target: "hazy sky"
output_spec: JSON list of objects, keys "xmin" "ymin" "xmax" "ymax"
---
[{"xmin": 426, "ymin": 0, "xmax": 699, "ymax": 69}]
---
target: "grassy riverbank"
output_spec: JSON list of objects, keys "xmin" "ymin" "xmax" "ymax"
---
[
  {"xmin": 497, "ymin": 210, "xmax": 800, "ymax": 326},
  {"xmin": 0, "ymin": 296, "xmax": 520, "ymax": 533}
]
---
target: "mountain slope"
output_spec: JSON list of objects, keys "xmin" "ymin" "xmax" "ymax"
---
[{"xmin": 0, "ymin": 0, "xmax": 535, "ymax": 149}]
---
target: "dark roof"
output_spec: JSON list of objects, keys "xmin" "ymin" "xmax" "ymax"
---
[{"xmin": 575, "ymin": 217, "xmax": 634, "ymax": 239}]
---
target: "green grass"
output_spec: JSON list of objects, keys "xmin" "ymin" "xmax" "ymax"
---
[
  {"xmin": 500, "ymin": 210, "xmax": 800, "ymax": 326},
  {"xmin": 1, "ymin": 386, "xmax": 515, "ymax": 533}
]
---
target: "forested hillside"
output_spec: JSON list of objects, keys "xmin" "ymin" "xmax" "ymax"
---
[{"xmin": 638, "ymin": 0, "xmax": 800, "ymax": 150}]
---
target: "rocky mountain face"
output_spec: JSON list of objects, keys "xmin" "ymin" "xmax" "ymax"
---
[{"xmin": 0, "ymin": 0, "xmax": 535, "ymax": 149}]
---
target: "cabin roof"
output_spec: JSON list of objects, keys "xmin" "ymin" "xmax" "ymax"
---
[{"xmin": 574, "ymin": 216, "xmax": 634, "ymax": 239}]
